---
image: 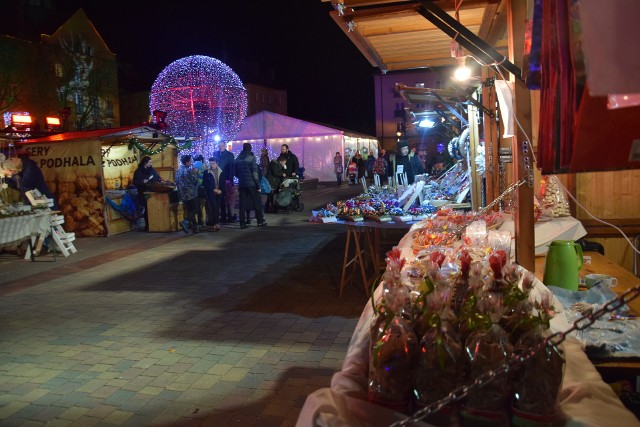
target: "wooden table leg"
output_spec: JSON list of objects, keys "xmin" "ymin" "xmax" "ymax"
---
[
  {"xmin": 340, "ymin": 225, "xmax": 354, "ymax": 297},
  {"xmin": 352, "ymin": 226, "xmax": 371, "ymax": 297}
]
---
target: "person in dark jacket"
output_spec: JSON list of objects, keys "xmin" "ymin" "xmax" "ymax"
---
[
  {"xmin": 234, "ymin": 143, "xmax": 267, "ymax": 229},
  {"xmin": 202, "ymin": 157, "xmax": 223, "ymax": 232},
  {"xmin": 351, "ymin": 151, "xmax": 365, "ymax": 182},
  {"xmin": 409, "ymin": 146, "xmax": 426, "ymax": 177},
  {"xmin": 365, "ymin": 154, "xmax": 376, "ymax": 183},
  {"xmin": 395, "ymin": 140, "xmax": 415, "ymax": 185},
  {"xmin": 9, "ymin": 151, "xmax": 58, "ymax": 209},
  {"xmin": 265, "ymin": 155, "xmax": 287, "ymax": 213},
  {"xmin": 132, "ymin": 156, "xmax": 160, "ymax": 231},
  {"xmin": 280, "ymin": 144, "xmax": 299, "ymax": 178}
]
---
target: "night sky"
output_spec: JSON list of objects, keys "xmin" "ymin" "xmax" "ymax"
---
[{"xmin": 65, "ymin": 0, "xmax": 378, "ymax": 135}]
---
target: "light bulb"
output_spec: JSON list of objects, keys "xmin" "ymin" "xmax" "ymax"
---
[{"xmin": 454, "ymin": 56, "xmax": 471, "ymax": 81}]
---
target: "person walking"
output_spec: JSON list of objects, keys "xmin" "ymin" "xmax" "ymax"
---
[
  {"xmin": 351, "ymin": 151, "xmax": 365, "ymax": 182},
  {"xmin": 132, "ymin": 156, "xmax": 160, "ymax": 231},
  {"xmin": 365, "ymin": 153, "xmax": 375, "ymax": 183},
  {"xmin": 202, "ymin": 157, "xmax": 223, "ymax": 232},
  {"xmin": 333, "ymin": 151, "xmax": 343, "ymax": 186},
  {"xmin": 213, "ymin": 142, "xmax": 236, "ymax": 223},
  {"xmin": 193, "ymin": 154, "xmax": 207, "ymax": 227},
  {"xmin": 372, "ymin": 150, "xmax": 388, "ymax": 186},
  {"xmin": 235, "ymin": 143, "xmax": 267, "ymax": 229},
  {"xmin": 175, "ymin": 154, "xmax": 199, "ymax": 234}
]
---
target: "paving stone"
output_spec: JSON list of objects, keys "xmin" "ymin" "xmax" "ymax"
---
[{"xmin": 0, "ymin": 184, "xmax": 366, "ymax": 426}]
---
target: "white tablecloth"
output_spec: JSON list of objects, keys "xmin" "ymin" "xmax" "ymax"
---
[
  {"xmin": 498, "ymin": 215, "xmax": 587, "ymax": 256},
  {"xmin": 0, "ymin": 212, "xmax": 50, "ymax": 247}
]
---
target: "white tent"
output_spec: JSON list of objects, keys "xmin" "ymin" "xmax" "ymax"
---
[{"xmin": 228, "ymin": 111, "xmax": 379, "ymax": 182}]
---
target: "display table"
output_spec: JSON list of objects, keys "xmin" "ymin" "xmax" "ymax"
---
[
  {"xmin": 147, "ymin": 192, "xmax": 179, "ymax": 232},
  {"xmin": 298, "ymin": 242, "xmax": 640, "ymax": 426},
  {"xmin": 338, "ymin": 220, "xmax": 417, "ymax": 298}
]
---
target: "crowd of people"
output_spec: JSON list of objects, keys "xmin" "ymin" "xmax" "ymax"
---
[
  {"xmin": 169, "ymin": 140, "xmax": 449, "ymax": 234},
  {"xmin": 341, "ymin": 141, "xmax": 449, "ymax": 187},
  {"xmin": 173, "ymin": 143, "xmax": 302, "ymax": 234}
]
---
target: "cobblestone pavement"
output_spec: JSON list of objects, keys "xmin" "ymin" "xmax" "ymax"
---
[{"xmin": 0, "ymin": 183, "xmax": 391, "ymax": 426}]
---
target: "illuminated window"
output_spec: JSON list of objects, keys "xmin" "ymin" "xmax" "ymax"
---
[{"xmin": 54, "ymin": 63, "xmax": 63, "ymax": 77}]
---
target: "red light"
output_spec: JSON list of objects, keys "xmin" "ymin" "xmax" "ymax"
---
[
  {"xmin": 11, "ymin": 114, "xmax": 32, "ymax": 125},
  {"xmin": 46, "ymin": 117, "xmax": 61, "ymax": 126}
]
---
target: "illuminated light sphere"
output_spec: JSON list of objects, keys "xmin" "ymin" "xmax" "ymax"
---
[{"xmin": 149, "ymin": 55, "xmax": 247, "ymax": 156}]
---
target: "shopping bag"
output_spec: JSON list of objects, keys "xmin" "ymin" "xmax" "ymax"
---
[{"xmin": 259, "ymin": 175, "xmax": 272, "ymax": 195}]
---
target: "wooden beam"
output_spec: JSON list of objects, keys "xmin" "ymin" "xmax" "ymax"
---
[{"xmin": 507, "ymin": 0, "xmax": 535, "ymax": 271}]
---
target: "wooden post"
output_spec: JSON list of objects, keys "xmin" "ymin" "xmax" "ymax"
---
[
  {"xmin": 508, "ymin": 0, "xmax": 535, "ymax": 272},
  {"xmin": 482, "ymin": 67, "xmax": 500, "ymax": 207}
]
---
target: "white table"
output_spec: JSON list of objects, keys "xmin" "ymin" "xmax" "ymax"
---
[{"xmin": 0, "ymin": 212, "xmax": 51, "ymax": 259}]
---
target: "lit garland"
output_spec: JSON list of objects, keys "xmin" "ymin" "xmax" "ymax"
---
[
  {"xmin": 149, "ymin": 55, "xmax": 247, "ymax": 152},
  {"xmin": 127, "ymin": 137, "xmax": 193, "ymax": 156}
]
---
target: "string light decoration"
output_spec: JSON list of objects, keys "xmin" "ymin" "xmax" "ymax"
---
[{"xmin": 149, "ymin": 55, "xmax": 247, "ymax": 159}]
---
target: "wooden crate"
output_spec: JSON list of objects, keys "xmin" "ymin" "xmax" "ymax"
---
[{"xmin": 147, "ymin": 192, "xmax": 179, "ymax": 232}]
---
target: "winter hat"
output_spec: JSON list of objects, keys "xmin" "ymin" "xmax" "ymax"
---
[{"xmin": 397, "ymin": 140, "xmax": 409, "ymax": 150}]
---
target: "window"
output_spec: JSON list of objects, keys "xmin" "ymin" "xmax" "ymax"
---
[
  {"xmin": 415, "ymin": 82, "xmax": 425, "ymax": 88},
  {"xmin": 86, "ymin": 45, "xmax": 93, "ymax": 56},
  {"xmin": 54, "ymin": 63, "xmax": 63, "ymax": 78}
]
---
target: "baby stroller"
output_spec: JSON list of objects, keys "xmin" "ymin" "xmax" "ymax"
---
[
  {"xmin": 274, "ymin": 177, "xmax": 304, "ymax": 213},
  {"xmin": 347, "ymin": 161, "xmax": 358, "ymax": 185}
]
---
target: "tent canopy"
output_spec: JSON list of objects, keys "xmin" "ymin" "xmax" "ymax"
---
[
  {"xmin": 230, "ymin": 112, "xmax": 379, "ymax": 182},
  {"xmin": 233, "ymin": 111, "xmax": 343, "ymax": 140}
]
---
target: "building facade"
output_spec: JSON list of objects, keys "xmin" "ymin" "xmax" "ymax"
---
[
  {"xmin": 245, "ymin": 83, "xmax": 288, "ymax": 117},
  {"xmin": 1, "ymin": 8, "xmax": 120, "ymax": 132},
  {"xmin": 374, "ymin": 70, "xmax": 445, "ymax": 151}
]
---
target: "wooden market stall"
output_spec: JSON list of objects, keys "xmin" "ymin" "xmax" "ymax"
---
[
  {"xmin": 18, "ymin": 125, "xmax": 178, "ymax": 236},
  {"xmin": 297, "ymin": 0, "xmax": 640, "ymax": 426}
]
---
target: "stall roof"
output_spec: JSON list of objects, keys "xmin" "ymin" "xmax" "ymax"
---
[
  {"xmin": 322, "ymin": 0, "xmax": 507, "ymax": 73},
  {"xmin": 20, "ymin": 125, "xmax": 170, "ymax": 144}
]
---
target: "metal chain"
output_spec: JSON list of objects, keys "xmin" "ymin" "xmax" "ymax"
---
[
  {"xmin": 390, "ymin": 284, "xmax": 640, "ymax": 427},
  {"xmin": 449, "ymin": 178, "xmax": 526, "ymax": 235}
]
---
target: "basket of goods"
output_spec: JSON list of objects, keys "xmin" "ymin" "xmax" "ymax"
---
[
  {"xmin": 149, "ymin": 181, "xmax": 176, "ymax": 193},
  {"xmin": 314, "ymin": 208, "xmax": 337, "ymax": 223},
  {"xmin": 336, "ymin": 200, "xmax": 364, "ymax": 222},
  {"xmin": 388, "ymin": 207, "xmax": 412, "ymax": 222},
  {"xmin": 407, "ymin": 206, "xmax": 432, "ymax": 221},
  {"xmin": 368, "ymin": 246, "xmax": 565, "ymax": 425},
  {"xmin": 362, "ymin": 199, "xmax": 392, "ymax": 222}
]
